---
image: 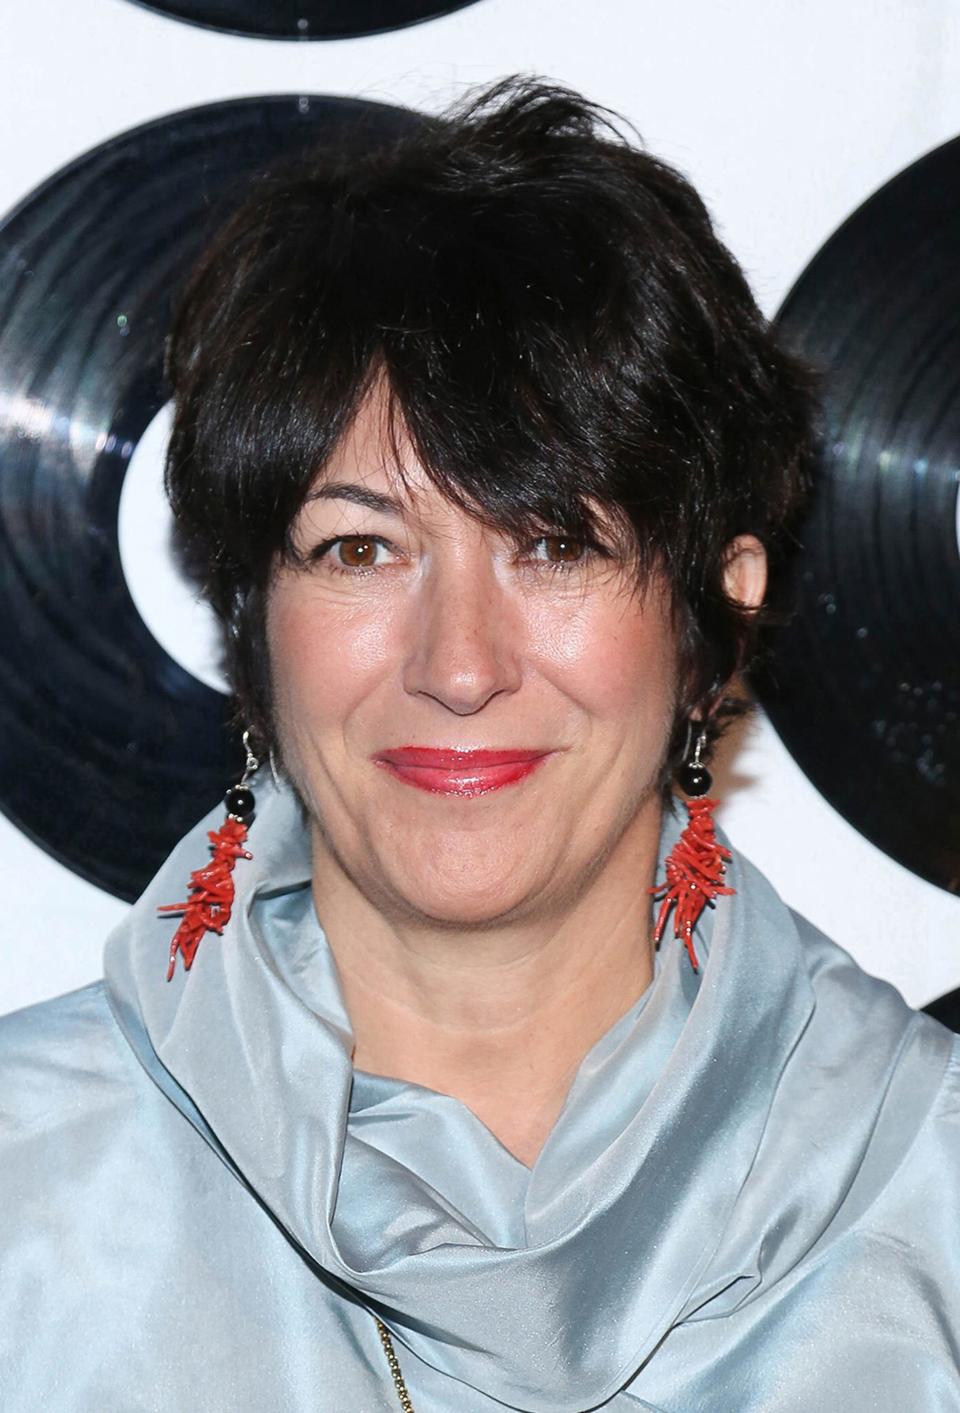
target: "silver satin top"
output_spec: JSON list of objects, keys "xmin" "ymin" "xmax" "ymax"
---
[{"xmin": 1, "ymin": 777, "xmax": 958, "ymax": 1411}]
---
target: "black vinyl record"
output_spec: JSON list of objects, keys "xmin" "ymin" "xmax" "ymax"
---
[
  {"xmin": 0, "ymin": 94, "xmax": 420, "ymax": 901},
  {"xmin": 128, "ymin": 0, "xmax": 482, "ymax": 39},
  {"xmin": 758, "ymin": 135, "xmax": 960, "ymax": 895},
  {"xmin": 924, "ymin": 988, "xmax": 960, "ymax": 1033}
]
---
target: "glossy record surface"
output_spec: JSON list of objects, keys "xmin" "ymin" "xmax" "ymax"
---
[
  {"xmin": 759, "ymin": 134, "xmax": 960, "ymax": 896},
  {"xmin": 127, "ymin": 0, "xmax": 482, "ymax": 39}
]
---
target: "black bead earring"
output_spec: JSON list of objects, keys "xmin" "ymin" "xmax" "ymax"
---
[
  {"xmin": 676, "ymin": 721, "xmax": 712, "ymax": 797},
  {"xmin": 224, "ymin": 730, "xmax": 260, "ymax": 822}
]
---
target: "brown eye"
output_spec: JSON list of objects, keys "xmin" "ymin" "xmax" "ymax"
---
[
  {"xmin": 337, "ymin": 538, "xmax": 379, "ymax": 568},
  {"xmin": 538, "ymin": 535, "xmax": 585, "ymax": 563}
]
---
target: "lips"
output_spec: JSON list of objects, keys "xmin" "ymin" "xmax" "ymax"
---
[{"xmin": 373, "ymin": 747, "xmax": 552, "ymax": 797}]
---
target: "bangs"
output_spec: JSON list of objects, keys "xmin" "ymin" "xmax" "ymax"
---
[{"xmin": 168, "ymin": 149, "xmax": 691, "ymax": 600}]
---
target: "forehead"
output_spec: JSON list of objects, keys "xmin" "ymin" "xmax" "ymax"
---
[
  {"xmin": 312, "ymin": 382, "xmax": 435, "ymax": 510},
  {"xmin": 303, "ymin": 384, "xmax": 534, "ymax": 545}
]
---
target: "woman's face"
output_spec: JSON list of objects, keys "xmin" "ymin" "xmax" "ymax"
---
[{"xmin": 267, "ymin": 392, "xmax": 681, "ymax": 928}]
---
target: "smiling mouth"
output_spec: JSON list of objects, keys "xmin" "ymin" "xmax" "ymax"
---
[{"xmin": 372, "ymin": 747, "xmax": 553, "ymax": 797}]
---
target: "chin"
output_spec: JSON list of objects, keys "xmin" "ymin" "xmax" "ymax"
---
[
  {"xmin": 377, "ymin": 841, "xmax": 548, "ymax": 929},
  {"xmin": 394, "ymin": 883, "xmax": 538, "ymax": 929}
]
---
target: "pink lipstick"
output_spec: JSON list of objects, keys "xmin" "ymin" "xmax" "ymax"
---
[{"xmin": 373, "ymin": 747, "xmax": 552, "ymax": 797}]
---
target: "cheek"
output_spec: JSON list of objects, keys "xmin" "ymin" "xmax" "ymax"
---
[
  {"xmin": 265, "ymin": 582, "xmax": 397, "ymax": 742},
  {"xmin": 531, "ymin": 589, "xmax": 680, "ymax": 732}
]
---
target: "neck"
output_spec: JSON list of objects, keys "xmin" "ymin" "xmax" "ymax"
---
[{"xmin": 310, "ymin": 806, "xmax": 661, "ymax": 1168}]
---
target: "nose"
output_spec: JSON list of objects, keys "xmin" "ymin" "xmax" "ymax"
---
[{"xmin": 402, "ymin": 549, "xmax": 523, "ymax": 715}]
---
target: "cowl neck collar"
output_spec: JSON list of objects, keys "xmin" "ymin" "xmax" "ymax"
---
[{"xmin": 105, "ymin": 778, "xmax": 814, "ymax": 1411}]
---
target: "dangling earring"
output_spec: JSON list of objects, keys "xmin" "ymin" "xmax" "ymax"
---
[
  {"xmin": 649, "ymin": 722, "xmax": 734, "ymax": 972},
  {"xmin": 159, "ymin": 731, "xmax": 260, "ymax": 981}
]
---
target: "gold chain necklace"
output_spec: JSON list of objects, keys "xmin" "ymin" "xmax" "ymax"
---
[{"xmin": 376, "ymin": 1317, "xmax": 416, "ymax": 1411}]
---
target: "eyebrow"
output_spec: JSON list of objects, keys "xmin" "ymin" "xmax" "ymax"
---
[{"xmin": 305, "ymin": 481, "xmax": 405, "ymax": 516}]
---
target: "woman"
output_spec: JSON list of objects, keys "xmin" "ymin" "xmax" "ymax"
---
[{"xmin": 1, "ymin": 78, "xmax": 958, "ymax": 1411}]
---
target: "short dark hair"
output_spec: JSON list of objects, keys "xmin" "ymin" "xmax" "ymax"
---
[{"xmin": 165, "ymin": 76, "xmax": 817, "ymax": 782}]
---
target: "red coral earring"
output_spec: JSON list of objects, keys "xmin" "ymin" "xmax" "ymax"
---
[
  {"xmin": 159, "ymin": 731, "xmax": 260, "ymax": 980},
  {"xmin": 650, "ymin": 723, "xmax": 734, "ymax": 971}
]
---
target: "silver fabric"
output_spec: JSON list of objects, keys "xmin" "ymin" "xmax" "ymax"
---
[{"xmin": 1, "ymin": 775, "xmax": 959, "ymax": 1411}]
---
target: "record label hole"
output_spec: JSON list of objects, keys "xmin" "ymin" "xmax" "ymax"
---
[{"xmin": 118, "ymin": 402, "xmax": 229, "ymax": 695}]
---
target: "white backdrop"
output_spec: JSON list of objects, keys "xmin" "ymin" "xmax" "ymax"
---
[{"xmin": 1, "ymin": 0, "xmax": 959, "ymax": 1016}]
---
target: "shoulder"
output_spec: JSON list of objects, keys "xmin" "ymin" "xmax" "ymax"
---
[
  {"xmin": 692, "ymin": 888, "xmax": 960, "ymax": 1374},
  {"xmin": 784, "ymin": 905, "xmax": 960, "ymax": 1232},
  {"xmin": 786, "ymin": 903, "xmax": 958, "ymax": 1117},
  {"xmin": 0, "ymin": 982, "xmax": 143, "ymax": 1135},
  {"xmin": 0, "ymin": 978, "xmax": 124, "ymax": 1062},
  {"xmin": 788, "ymin": 902, "xmax": 949, "ymax": 1045},
  {"xmin": 731, "ymin": 883, "xmax": 960, "ymax": 1233}
]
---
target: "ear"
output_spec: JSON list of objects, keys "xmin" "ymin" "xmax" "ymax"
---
[{"xmin": 722, "ymin": 534, "xmax": 767, "ymax": 612}]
